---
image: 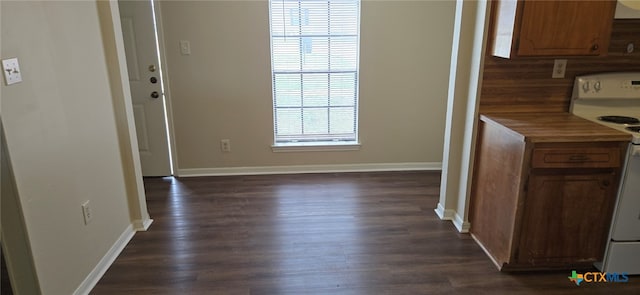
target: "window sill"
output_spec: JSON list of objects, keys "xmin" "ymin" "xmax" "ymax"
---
[{"xmin": 271, "ymin": 142, "xmax": 361, "ymax": 152}]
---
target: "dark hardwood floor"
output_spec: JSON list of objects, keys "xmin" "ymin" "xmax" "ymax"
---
[{"xmin": 92, "ymin": 172, "xmax": 639, "ymax": 294}]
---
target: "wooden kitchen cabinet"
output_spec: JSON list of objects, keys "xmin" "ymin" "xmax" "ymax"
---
[
  {"xmin": 518, "ymin": 172, "xmax": 618, "ymax": 265},
  {"xmin": 470, "ymin": 113, "xmax": 630, "ymax": 271},
  {"xmin": 490, "ymin": 0, "xmax": 617, "ymax": 58}
]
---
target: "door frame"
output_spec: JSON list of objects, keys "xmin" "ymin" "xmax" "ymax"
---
[{"xmin": 97, "ymin": 0, "xmax": 178, "ymax": 230}]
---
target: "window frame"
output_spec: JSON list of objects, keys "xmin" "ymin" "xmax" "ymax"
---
[{"xmin": 268, "ymin": 0, "xmax": 361, "ymax": 149}]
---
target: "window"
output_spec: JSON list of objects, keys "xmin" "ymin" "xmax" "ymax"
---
[{"xmin": 269, "ymin": 0, "xmax": 360, "ymax": 146}]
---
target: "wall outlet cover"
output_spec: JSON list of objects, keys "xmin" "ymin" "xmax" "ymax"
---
[
  {"xmin": 552, "ymin": 59, "xmax": 567, "ymax": 79},
  {"xmin": 221, "ymin": 139, "xmax": 231, "ymax": 152},
  {"xmin": 179, "ymin": 40, "xmax": 191, "ymax": 55}
]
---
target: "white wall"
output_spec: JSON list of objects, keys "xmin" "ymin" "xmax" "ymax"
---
[
  {"xmin": 1, "ymin": 123, "xmax": 41, "ymax": 295},
  {"xmin": 1, "ymin": 1, "xmax": 132, "ymax": 294},
  {"xmin": 159, "ymin": 0, "xmax": 456, "ymax": 172}
]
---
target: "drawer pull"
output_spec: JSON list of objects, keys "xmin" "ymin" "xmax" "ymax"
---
[
  {"xmin": 532, "ymin": 148, "xmax": 619, "ymax": 168},
  {"xmin": 568, "ymin": 155, "xmax": 590, "ymax": 161}
]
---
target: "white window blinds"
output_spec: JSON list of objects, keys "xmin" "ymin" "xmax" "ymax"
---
[{"xmin": 269, "ymin": 0, "xmax": 360, "ymax": 144}]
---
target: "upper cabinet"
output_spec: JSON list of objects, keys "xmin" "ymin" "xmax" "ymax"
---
[{"xmin": 490, "ymin": 0, "xmax": 617, "ymax": 58}]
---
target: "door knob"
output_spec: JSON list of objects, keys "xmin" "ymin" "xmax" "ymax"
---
[
  {"xmin": 150, "ymin": 91, "xmax": 160, "ymax": 99},
  {"xmin": 150, "ymin": 77, "xmax": 158, "ymax": 84},
  {"xmin": 148, "ymin": 64, "xmax": 157, "ymax": 72}
]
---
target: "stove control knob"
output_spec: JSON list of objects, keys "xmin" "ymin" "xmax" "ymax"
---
[
  {"xmin": 594, "ymin": 81, "xmax": 601, "ymax": 92},
  {"xmin": 582, "ymin": 81, "xmax": 590, "ymax": 93}
]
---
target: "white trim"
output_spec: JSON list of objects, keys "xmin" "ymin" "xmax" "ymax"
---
[
  {"xmin": 99, "ymin": 0, "xmax": 153, "ymax": 233},
  {"xmin": 177, "ymin": 162, "xmax": 441, "ymax": 177},
  {"xmin": 434, "ymin": 203, "xmax": 456, "ymax": 220},
  {"xmin": 438, "ymin": 0, "xmax": 489, "ymax": 238},
  {"xmin": 73, "ymin": 224, "xmax": 135, "ymax": 295},
  {"xmin": 132, "ymin": 218, "xmax": 154, "ymax": 231},
  {"xmin": 272, "ymin": 142, "xmax": 361, "ymax": 152},
  {"xmin": 453, "ymin": 211, "xmax": 471, "ymax": 233},
  {"xmin": 435, "ymin": 204, "xmax": 471, "ymax": 233}
]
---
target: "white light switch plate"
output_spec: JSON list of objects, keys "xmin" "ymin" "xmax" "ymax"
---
[{"xmin": 2, "ymin": 58, "xmax": 22, "ymax": 85}]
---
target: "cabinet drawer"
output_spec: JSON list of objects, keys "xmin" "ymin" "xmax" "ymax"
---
[{"xmin": 532, "ymin": 148, "xmax": 620, "ymax": 168}]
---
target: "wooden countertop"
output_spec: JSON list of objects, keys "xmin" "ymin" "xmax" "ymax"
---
[{"xmin": 480, "ymin": 113, "xmax": 632, "ymax": 143}]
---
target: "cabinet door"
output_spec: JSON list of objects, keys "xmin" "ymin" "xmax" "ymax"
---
[
  {"xmin": 517, "ymin": 0, "xmax": 616, "ymax": 56},
  {"xmin": 518, "ymin": 172, "xmax": 617, "ymax": 265}
]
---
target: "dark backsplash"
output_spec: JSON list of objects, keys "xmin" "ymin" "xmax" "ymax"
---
[{"xmin": 480, "ymin": 19, "xmax": 640, "ymax": 113}]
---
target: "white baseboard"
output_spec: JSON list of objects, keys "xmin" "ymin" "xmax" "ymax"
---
[
  {"xmin": 435, "ymin": 204, "xmax": 470, "ymax": 233},
  {"xmin": 73, "ymin": 224, "xmax": 135, "ymax": 295},
  {"xmin": 453, "ymin": 212, "xmax": 471, "ymax": 233},
  {"xmin": 177, "ymin": 162, "xmax": 442, "ymax": 177},
  {"xmin": 132, "ymin": 218, "xmax": 154, "ymax": 231},
  {"xmin": 434, "ymin": 203, "xmax": 456, "ymax": 220}
]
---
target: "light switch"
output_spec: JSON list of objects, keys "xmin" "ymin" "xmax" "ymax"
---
[
  {"xmin": 179, "ymin": 40, "xmax": 191, "ymax": 55},
  {"xmin": 2, "ymin": 58, "xmax": 22, "ymax": 85}
]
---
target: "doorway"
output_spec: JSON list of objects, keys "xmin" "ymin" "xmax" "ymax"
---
[{"xmin": 118, "ymin": 0, "xmax": 174, "ymax": 177}]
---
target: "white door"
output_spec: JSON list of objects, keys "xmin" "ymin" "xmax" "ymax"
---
[{"xmin": 119, "ymin": 0, "xmax": 171, "ymax": 176}]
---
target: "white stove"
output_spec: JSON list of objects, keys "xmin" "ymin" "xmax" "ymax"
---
[
  {"xmin": 571, "ymin": 72, "xmax": 640, "ymax": 275},
  {"xmin": 571, "ymin": 72, "xmax": 640, "ymax": 144}
]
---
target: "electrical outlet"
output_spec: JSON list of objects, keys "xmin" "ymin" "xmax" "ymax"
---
[
  {"xmin": 552, "ymin": 59, "xmax": 567, "ymax": 78},
  {"xmin": 221, "ymin": 139, "xmax": 231, "ymax": 152},
  {"xmin": 179, "ymin": 40, "xmax": 191, "ymax": 55},
  {"xmin": 82, "ymin": 201, "xmax": 93, "ymax": 225}
]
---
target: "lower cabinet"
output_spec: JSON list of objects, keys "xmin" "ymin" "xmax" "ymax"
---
[
  {"xmin": 518, "ymin": 172, "xmax": 618, "ymax": 266},
  {"xmin": 470, "ymin": 116, "xmax": 628, "ymax": 271}
]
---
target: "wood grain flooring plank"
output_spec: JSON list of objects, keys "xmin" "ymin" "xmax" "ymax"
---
[{"xmin": 92, "ymin": 172, "xmax": 639, "ymax": 294}]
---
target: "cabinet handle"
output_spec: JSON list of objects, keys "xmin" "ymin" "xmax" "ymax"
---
[
  {"xmin": 591, "ymin": 44, "xmax": 599, "ymax": 51},
  {"xmin": 602, "ymin": 180, "xmax": 610, "ymax": 187},
  {"xmin": 569, "ymin": 154, "xmax": 590, "ymax": 161}
]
